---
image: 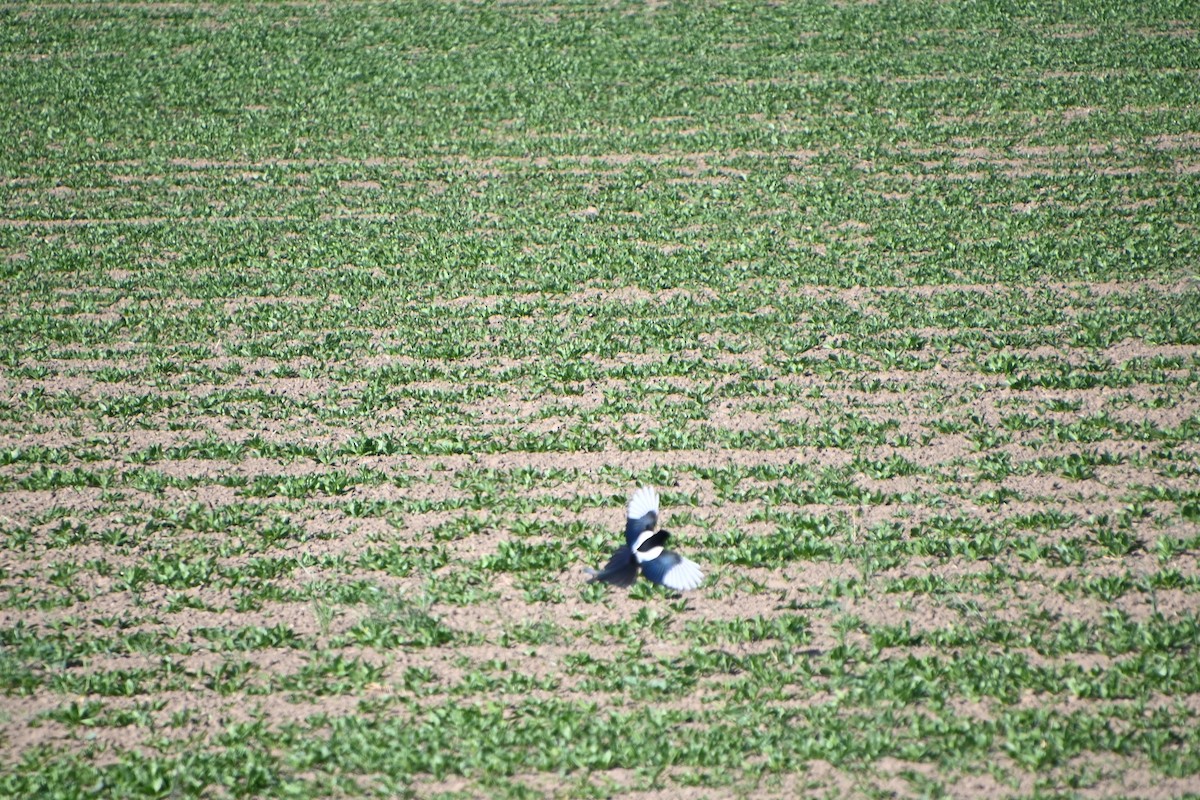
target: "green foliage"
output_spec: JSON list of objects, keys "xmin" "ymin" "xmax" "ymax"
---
[{"xmin": 0, "ymin": 1, "xmax": 1197, "ymax": 797}]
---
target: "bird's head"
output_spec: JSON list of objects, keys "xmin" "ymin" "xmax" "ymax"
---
[{"xmin": 633, "ymin": 528, "xmax": 670, "ymax": 563}]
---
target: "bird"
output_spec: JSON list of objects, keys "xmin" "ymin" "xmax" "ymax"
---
[{"xmin": 584, "ymin": 486, "xmax": 704, "ymax": 591}]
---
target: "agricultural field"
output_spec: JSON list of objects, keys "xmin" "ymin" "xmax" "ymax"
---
[{"xmin": 2, "ymin": 0, "xmax": 1199, "ymax": 797}]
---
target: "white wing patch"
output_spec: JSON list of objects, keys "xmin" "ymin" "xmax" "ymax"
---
[
  {"xmin": 626, "ymin": 485, "xmax": 659, "ymax": 522},
  {"xmin": 643, "ymin": 554, "xmax": 705, "ymax": 592}
]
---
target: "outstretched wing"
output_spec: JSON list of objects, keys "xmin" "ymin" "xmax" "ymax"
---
[
  {"xmin": 584, "ymin": 545, "xmax": 639, "ymax": 587},
  {"xmin": 639, "ymin": 550, "xmax": 704, "ymax": 592},
  {"xmin": 624, "ymin": 486, "xmax": 659, "ymax": 547}
]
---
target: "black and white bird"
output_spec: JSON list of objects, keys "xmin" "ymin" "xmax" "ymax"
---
[{"xmin": 585, "ymin": 486, "xmax": 704, "ymax": 592}]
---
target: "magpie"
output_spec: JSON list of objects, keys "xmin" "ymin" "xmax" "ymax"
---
[{"xmin": 585, "ymin": 486, "xmax": 704, "ymax": 592}]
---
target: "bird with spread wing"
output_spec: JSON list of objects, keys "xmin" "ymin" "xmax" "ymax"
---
[{"xmin": 584, "ymin": 486, "xmax": 704, "ymax": 592}]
